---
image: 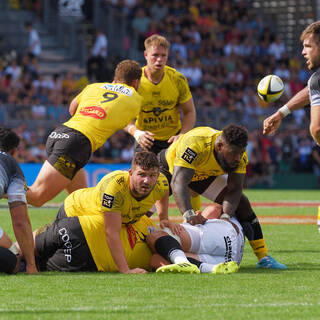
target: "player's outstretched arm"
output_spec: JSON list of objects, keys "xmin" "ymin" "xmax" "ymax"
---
[
  {"xmin": 263, "ymin": 86, "xmax": 309, "ymax": 135},
  {"xmin": 103, "ymin": 211, "xmax": 147, "ymax": 274},
  {"xmin": 9, "ymin": 202, "xmax": 38, "ymax": 274}
]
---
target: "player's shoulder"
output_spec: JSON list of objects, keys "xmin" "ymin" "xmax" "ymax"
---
[
  {"xmin": 99, "ymin": 170, "xmax": 129, "ymax": 188},
  {"xmin": 308, "ymin": 69, "xmax": 320, "ymax": 90},
  {"xmin": 164, "ymin": 66, "xmax": 187, "ymax": 81},
  {"xmin": 185, "ymin": 126, "xmax": 220, "ymax": 138},
  {"xmin": 0, "ymin": 151, "xmax": 21, "ymax": 171}
]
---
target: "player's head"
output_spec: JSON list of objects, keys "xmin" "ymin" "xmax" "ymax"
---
[
  {"xmin": 144, "ymin": 35, "xmax": 170, "ymax": 72},
  {"xmin": 25, "ymin": 21, "xmax": 32, "ymax": 31},
  {"xmin": 113, "ymin": 60, "xmax": 142, "ymax": 89},
  {"xmin": 215, "ymin": 124, "xmax": 248, "ymax": 173},
  {"xmin": 129, "ymin": 152, "xmax": 160, "ymax": 198},
  {"xmin": 301, "ymin": 21, "xmax": 320, "ymax": 70},
  {"xmin": 0, "ymin": 128, "xmax": 20, "ymax": 156}
]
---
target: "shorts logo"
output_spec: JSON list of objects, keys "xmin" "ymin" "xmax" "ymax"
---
[
  {"xmin": 224, "ymin": 236, "xmax": 232, "ymax": 262},
  {"xmin": 102, "ymin": 193, "xmax": 114, "ymax": 208},
  {"xmin": 49, "ymin": 132, "xmax": 70, "ymax": 139},
  {"xmin": 80, "ymin": 106, "xmax": 106, "ymax": 119},
  {"xmin": 181, "ymin": 147, "xmax": 197, "ymax": 164}
]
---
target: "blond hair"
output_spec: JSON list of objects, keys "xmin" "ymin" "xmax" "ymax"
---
[
  {"xmin": 301, "ymin": 21, "xmax": 320, "ymax": 45},
  {"xmin": 144, "ymin": 34, "xmax": 170, "ymax": 51}
]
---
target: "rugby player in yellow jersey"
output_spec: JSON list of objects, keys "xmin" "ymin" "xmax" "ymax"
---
[
  {"xmin": 125, "ymin": 34, "xmax": 196, "ymax": 154},
  {"xmin": 51, "ymin": 151, "xmax": 169, "ymax": 273},
  {"xmin": 124, "ymin": 35, "xmax": 200, "ymax": 215},
  {"xmin": 27, "ymin": 60, "xmax": 143, "ymax": 207},
  {"xmin": 157, "ymin": 124, "xmax": 287, "ymax": 270}
]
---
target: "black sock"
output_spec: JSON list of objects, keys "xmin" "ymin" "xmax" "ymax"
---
[
  {"xmin": 240, "ymin": 214, "xmax": 263, "ymax": 241},
  {"xmin": 154, "ymin": 235, "xmax": 183, "ymax": 261},
  {"xmin": 187, "ymin": 257, "xmax": 202, "ymax": 268}
]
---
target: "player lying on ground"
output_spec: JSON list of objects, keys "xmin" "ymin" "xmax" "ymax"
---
[
  {"xmin": 147, "ymin": 203, "xmax": 243, "ymax": 274},
  {"xmin": 34, "ymin": 215, "xmax": 155, "ymax": 272},
  {"xmin": 45, "ymin": 151, "xmax": 169, "ymax": 274},
  {"xmin": 26, "ymin": 204, "xmax": 241, "ymax": 275}
]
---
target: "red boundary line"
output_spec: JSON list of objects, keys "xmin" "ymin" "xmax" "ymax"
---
[
  {"xmin": 152, "ymin": 215, "xmax": 317, "ymax": 225},
  {"xmin": 168, "ymin": 202, "xmax": 320, "ymax": 208}
]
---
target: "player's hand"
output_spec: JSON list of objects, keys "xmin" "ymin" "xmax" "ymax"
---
[
  {"xmin": 185, "ymin": 214, "xmax": 207, "ymax": 226},
  {"xmin": 263, "ymin": 111, "xmax": 284, "ymax": 135},
  {"xmin": 167, "ymin": 133, "xmax": 182, "ymax": 144},
  {"xmin": 160, "ymin": 219, "xmax": 184, "ymax": 235},
  {"xmin": 125, "ymin": 268, "xmax": 148, "ymax": 274},
  {"xmin": 134, "ymin": 130, "xmax": 155, "ymax": 150},
  {"xmin": 26, "ymin": 264, "xmax": 38, "ymax": 275}
]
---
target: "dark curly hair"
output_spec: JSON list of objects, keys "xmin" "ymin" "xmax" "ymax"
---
[
  {"xmin": 132, "ymin": 151, "xmax": 159, "ymax": 170},
  {"xmin": 0, "ymin": 128, "xmax": 20, "ymax": 152},
  {"xmin": 221, "ymin": 124, "xmax": 248, "ymax": 148}
]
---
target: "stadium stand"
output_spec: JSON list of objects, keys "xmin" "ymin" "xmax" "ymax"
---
[{"xmin": 0, "ymin": 0, "xmax": 318, "ymax": 188}]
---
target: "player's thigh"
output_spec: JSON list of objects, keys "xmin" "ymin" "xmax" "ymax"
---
[
  {"xmin": 45, "ymin": 217, "xmax": 97, "ymax": 272},
  {"xmin": 65, "ymin": 168, "xmax": 88, "ymax": 194},
  {"xmin": 189, "ymin": 175, "xmax": 228, "ymax": 202}
]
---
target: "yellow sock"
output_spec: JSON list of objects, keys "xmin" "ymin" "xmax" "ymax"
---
[
  {"xmin": 190, "ymin": 194, "xmax": 201, "ymax": 212},
  {"xmin": 249, "ymin": 239, "xmax": 268, "ymax": 260}
]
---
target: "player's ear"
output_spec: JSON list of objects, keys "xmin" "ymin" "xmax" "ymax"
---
[{"xmin": 129, "ymin": 169, "xmax": 133, "ymax": 176}]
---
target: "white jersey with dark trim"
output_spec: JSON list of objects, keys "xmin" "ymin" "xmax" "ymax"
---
[
  {"xmin": 0, "ymin": 151, "xmax": 27, "ymax": 203},
  {"xmin": 308, "ymin": 69, "xmax": 320, "ymax": 107},
  {"xmin": 181, "ymin": 217, "xmax": 244, "ymax": 265}
]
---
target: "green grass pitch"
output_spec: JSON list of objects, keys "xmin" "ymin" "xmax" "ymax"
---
[{"xmin": 0, "ymin": 189, "xmax": 320, "ymax": 320}]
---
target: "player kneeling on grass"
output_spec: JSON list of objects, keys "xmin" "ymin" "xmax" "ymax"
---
[
  {"xmin": 146, "ymin": 203, "xmax": 243, "ymax": 275},
  {"xmin": 32, "ymin": 151, "xmax": 169, "ymax": 274}
]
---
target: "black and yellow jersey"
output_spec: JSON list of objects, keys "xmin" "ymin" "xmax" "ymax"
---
[
  {"xmin": 64, "ymin": 82, "xmax": 142, "ymax": 152},
  {"xmin": 135, "ymin": 66, "xmax": 192, "ymax": 141}
]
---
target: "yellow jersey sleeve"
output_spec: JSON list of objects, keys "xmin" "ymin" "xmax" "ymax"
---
[
  {"xmin": 135, "ymin": 66, "xmax": 192, "ymax": 141},
  {"xmin": 64, "ymin": 82, "xmax": 142, "ymax": 151}
]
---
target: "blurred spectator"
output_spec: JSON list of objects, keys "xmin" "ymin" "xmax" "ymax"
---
[
  {"xmin": 131, "ymin": 8, "xmax": 150, "ymax": 50},
  {"xmin": 25, "ymin": 22, "xmax": 41, "ymax": 58},
  {"xmin": 87, "ymin": 28, "xmax": 108, "ymax": 82}
]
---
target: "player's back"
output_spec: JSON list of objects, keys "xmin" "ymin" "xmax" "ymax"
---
[{"xmin": 64, "ymin": 82, "xmax": 143, "ymax": 151}]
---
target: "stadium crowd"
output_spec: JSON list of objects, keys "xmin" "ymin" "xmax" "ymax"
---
[{"xmin": 0, "ymin": 0, "xmax": 318, "ymax": 188}]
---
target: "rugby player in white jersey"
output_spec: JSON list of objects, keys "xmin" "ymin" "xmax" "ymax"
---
[
  {"xmin": 147, "ymin": 203, "xmax": 244, "ymax": 274},
  {"xmin": 263, "ymin": 21, "xmax": 320, "ymax": 146}
]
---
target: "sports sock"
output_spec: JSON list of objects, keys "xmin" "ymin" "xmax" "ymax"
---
[
  {"xmin": 154, "ymin": 235, "xmax": 188, "ymax": 263},
  {"xmin": 186, "ymin": 257, "xmax": 202, "ymax": 268},
  {"xmin": 249, "ymin": 239, "xmax": 268, "ymax": 260},
  {"xmin": 169, "ymin": 249, "xmax": 189, "ymax": 264},
  {"xmin": 190, "ymin": 194, "xmax": 201, "ymax": 212},
  {"xmin": 240, "ymin": 214, "xmax": 268, "ymax": 260}
]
